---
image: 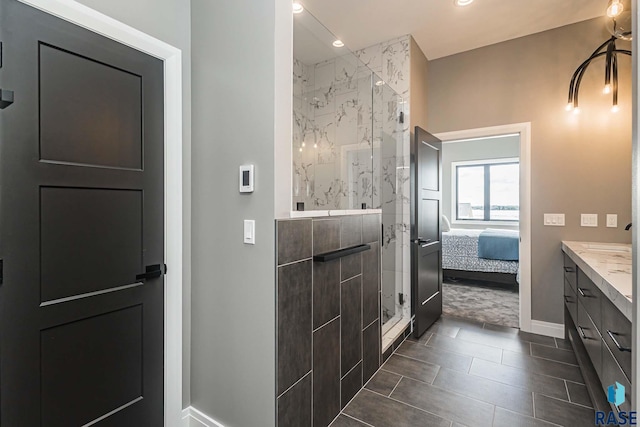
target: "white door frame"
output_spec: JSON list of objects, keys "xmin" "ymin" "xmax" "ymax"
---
[
  {"xmin": 434, "ymin": 123, "xmax": 534, "ymax": 334},
  {"xmin": 16, "ymin": 1, "xmax": 184, "ymax": 425}
]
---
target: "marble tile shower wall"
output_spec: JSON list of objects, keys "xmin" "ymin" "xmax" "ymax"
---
[
  {"xmin": 292, "ymin": 35, "xmax": 411, "ymax": 326},
  {"xmin": 276, "ymin": 214, "xmax": 381, "ymax": 426}
]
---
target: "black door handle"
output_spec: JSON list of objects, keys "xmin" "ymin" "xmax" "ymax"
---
[
  {"xmin": 0, "ymin": 89, "xmax": 14, "ymax": 109},
  {"xmin": 413, "ymin": 237, "xmax": 432, "ymax": 246},
  {"xmin": 136, "ymin": 264, "xmax": 166, "ymax": 281}
]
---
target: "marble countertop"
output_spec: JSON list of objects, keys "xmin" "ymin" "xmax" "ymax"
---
[{"xmin": 562, "ymin": 241, "xmax": 632, "ymax": 321}]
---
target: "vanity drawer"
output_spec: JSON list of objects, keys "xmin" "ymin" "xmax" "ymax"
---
[
  {"xmin": 601, "ymin": 341, "xmax": 632, "ymax": 413},
  {"xmin": 577, "ymin": 268, "xmax": 602, "ymax": 332},
  {"xmin": 577, "ymin": 300, "xmax": 602, "ymax": 377},
  {"xmin": 563, "ymin": 253, "xmax": 577, "ymax": 289},
  {"xmin": 564, "ymin": 278, "xmax": 578, "ymax": 326},
  {"xmin": 602, "ymin": 297, "xmax": 632, "ymax": 382}
]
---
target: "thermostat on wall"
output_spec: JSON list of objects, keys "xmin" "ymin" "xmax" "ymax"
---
[{"xmin": 239, "ymin": 164, "xmax": 254, "ymax": 193}]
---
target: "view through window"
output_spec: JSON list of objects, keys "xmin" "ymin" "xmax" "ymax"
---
[{"xmin": 455, "ymin": 160, "xmax": 519, "ymax": 221}]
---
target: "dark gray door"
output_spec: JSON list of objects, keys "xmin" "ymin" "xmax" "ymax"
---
[
  {"xmin": 411, "ymin": 127, "xmax": 442, "ymax": 338},
  {"xmin": 0, "ymin": 1, "xmax": 165, "ymax": 425}
]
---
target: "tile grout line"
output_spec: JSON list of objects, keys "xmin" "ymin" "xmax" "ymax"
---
[
  {"xmin": 388, "ymin": 375, "xmax": 403, "ymax": 397},
  {"xmin": 564, "ymin": 380, "xmax": 571, "ymax": 403},
  {"xmin": 527, "ymin": 354, "xmax": 579, "ymax": 367},
  {"xmin": 465, "ymin": 367, "xmax": 582, "ymax": 403},
  {"xmin": 363, "ymin": 388, "xmax": 457, "ymax": 423},
  {"xmin": 313, "ymin": 315, "xmax": 340, "ymax": 334},
  {"xmin": 490, "ymin": 404, "xmax": 497, "ymax": 427},
  {"xmin": 390, "ymin": 369, "xmax": 524, "ymax": 417},
  {"xmin": 540, "ymin": 392, "xmax": 595, "ymax": 410},
  {"xmin": 378, "ymin": 367, "xmax": 436, "ymax": 388},
  {"xmin": 341, "ymin": 413, "xmax": 376, "ymax": 427},
  {"xmin": 277, "ymin": 256, "xmax": 313, "ymax": 268},
  {"xmin": 341, "ymin": 359, "xmax": 362, "ymax": 381},
  {"xmin": 277, "ymin": 370, "xmax": 312, "ymax": 400},
  {"xmin": 532, "ymin": 392, "xmax": 536, "ymax": 418},
  {"xmin": 499, "ymin": 407, "xmax": 565, "ymax": 427}
]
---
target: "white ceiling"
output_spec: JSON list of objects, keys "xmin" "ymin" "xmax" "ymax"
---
[{"xmin": 300, "ymin": 0, "xmax": 607, "ymax": 60}]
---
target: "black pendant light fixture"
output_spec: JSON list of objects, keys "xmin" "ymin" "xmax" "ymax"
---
[{"xmin": 566, "ymin": 0, "xmax": 632, "ymax": 114}]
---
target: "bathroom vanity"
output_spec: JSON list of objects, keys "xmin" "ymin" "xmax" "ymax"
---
[{"xmin": 562, "ymin": 241, "xmax": 632, "ymax": 412}]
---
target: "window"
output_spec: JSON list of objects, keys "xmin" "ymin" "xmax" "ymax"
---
[{"xmin": 454, "ymin": 158, "xmax": 519, "ymax": 222}]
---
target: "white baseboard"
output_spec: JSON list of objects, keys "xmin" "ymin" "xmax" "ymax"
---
[
  {"xmin": 182, "ymin": 406, "xmax": 226, "ymax": 427},
  {"xmin": 530, "ymin": 320, "xmax": 564, "ymax": 338}
]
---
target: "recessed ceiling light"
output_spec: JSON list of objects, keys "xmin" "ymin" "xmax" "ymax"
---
[
  {"xmin": 375, "ymin": 80, "xmax": 385, "ymax": 86},
  {"xmin": 454, "ymin": 0, "xmax": 474, "ymax": 6},
  {"xmin": 292, "ymin": 2, "xmax": 304, "ymax": 14},
  {"xmin": 332, "ymin": 40, "xmax": 344, "ymax": 48}
]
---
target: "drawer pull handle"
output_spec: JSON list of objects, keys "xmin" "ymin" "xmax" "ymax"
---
[
  {"xmin": 578, "ymin": 326, "xmax": 588, "ymax": 340},
  {"xmin": 564, "ymin": 266, "xmax": 575, "ymax": 273},
  {"xmin": 577, "ymin": 287, "xmax": 588, "ymax": 298},
  {"xmin": 607, "ymin": 330, "xmax": 631, "ymax": 352}
]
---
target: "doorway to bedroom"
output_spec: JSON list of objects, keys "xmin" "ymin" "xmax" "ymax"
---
[{"xmin": 440, "ymin": 132, "xmax": 521, "ymax": 328}]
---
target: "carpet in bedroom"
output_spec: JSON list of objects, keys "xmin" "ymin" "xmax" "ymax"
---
[{"xmin": 443, "ymin": 278, "xmax": 519, "ymax": 328}]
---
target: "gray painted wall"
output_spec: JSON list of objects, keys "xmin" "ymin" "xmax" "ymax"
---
[
  {"xmin": 428, "ymin": 18, "xmax": 632, "ymax": 324},
  {"xmin": 191, "ymin": 0, "xmax": 277, "ymax": 425},
  {"xmin": 75, "ymin": 0, "xmax": 193, "ymax": 408},
  {"xmin": 442, "ymin": 135, "xmax": 520, "ymax": 230}
]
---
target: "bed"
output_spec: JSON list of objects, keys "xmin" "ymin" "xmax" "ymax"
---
[{"xmin": 442, "ymin": 228, "xmax": 519, "ymax": 285}]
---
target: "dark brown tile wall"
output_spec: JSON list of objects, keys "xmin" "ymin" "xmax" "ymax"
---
[{"xmin": 276, "ymin": 214, "xmax": 381, "ymax": 427}]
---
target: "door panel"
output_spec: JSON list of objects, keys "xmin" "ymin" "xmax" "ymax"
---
[
  {"xmin": 39, "ymin": 43, "xmax": 143, "ymax": 169},
  {"xmin": 420, "ymin": 143, "xmax": 440, "ymax": 192},
  {"xmin": 41, "ymin": 305, "xmax": 143, "ymax": 427},
  {"xmin": 411, "ymin": 127, "xmax": 443, "ymax": 338},
  {"xmin": 40, "ymin": 187, "xmax": 143, "ymax": 303},
  {"xmin": 420, "ymin": 199, "xmax": 440, "ymax": 244},
  {"xmin": 0, "ymin": 1, "xmax": 165, "ymax": 425}
]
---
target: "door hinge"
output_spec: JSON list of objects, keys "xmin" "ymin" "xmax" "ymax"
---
[
  {"xmin": 399, "ymin": 293, "xmax": 405, "ymax": 305},
  {"xmin": 136, "ymin": 263, "xmax": 167, "ymax": 281},
  {"xmin": 0, "ymin": 259, "xmax": 3, "ymax": 285},
  {"xmin": 399, "ymin": 111, "xmax": 404, "ymax": 124},
  {"xmin": 1, "ymin": 42, "xmax": 3, "ymax": 68}
]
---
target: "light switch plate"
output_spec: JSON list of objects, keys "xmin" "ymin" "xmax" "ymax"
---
[
  {"xmin": 581, "ymin": 214, "xmax": 598, "ymax": 227},
  {"xmin": 543, "ymin": 213, "xmax": 565, "ymax": 226},
  {"xmin": 606, "ymin": 214, "xmax": 618, "ymax": 228},
  {"xmin": 244, "ymin": 220, "xmax": 255, "ymax": 244}
]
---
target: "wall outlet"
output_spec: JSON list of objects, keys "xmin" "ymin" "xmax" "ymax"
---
[
  {"xmin": 581, "ymin": 214, "xmax": 598, "ymax": 227},
  {"xmin": 606, "ymin": 214, "xmax": 618, "ymax": 228},
  {"xmin": 544, "ymin": 213, "xmax": 565, "ymax": 226}
]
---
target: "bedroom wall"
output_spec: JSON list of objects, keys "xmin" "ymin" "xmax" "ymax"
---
[
  {"xmin": 427, "ymin": 17, "xmax": 632, "ymax": 325},
  {"xmin": 442, "ymin": 135, "xmax": 520, "ymax": 231}
]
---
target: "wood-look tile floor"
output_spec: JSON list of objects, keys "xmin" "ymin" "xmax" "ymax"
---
[{"xmin": 331, "ymin": 316, "xmax": 595, "ymax": 427}]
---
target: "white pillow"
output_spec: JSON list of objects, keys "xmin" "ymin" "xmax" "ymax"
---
[{"xmin": 441, "ymin": 215, "xmax": 451, "ymax": 232}]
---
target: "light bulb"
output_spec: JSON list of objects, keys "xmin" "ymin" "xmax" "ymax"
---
[
  {"xmin": 301, "ymin": 142, "xmax": 306, "ymax": 147},
  {"xmin": 607, "ymin": 0, "xmax": 623, "ymax": 18},
  {"xmin": 299, "ymin": 147, "xmax": 303, "ymax": 152},
  {"xmin": 454, "ymin": 0, "xmax": 474, "ymax": 6},
  {"xmin": 565, "ymin": 103, "xmax": 574, "ymax": 111},
  {"xmin": 313, "ymin": 143, "xmax": 318, "ymax": 148},
  {"xmin": 612, "ymin": 105, "xmax": 620, "ymax": 113},
  {"xmin": 292, "ymin": 2, "xmax": 304, "ymax": 14},
  {"xmin": 573, "ymin": 107, "xmax": 581, "ymax": 115},
  {"xmin": 332, "ymin": 40, "xmax": 344, "ymax": 48},
  {"xmin": 603, "ymin": 84, "xmax": 611, "ymax": 94}
]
